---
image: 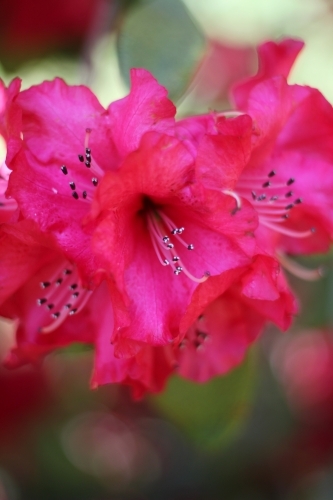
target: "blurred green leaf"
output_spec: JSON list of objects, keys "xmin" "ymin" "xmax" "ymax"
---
[
  {"xmin": 117, "ymin": 0, "xmax": 205, "ymax": 101},
  {"xmin": 151, "ymin": 351, "xmax": 257, "ymax": 451}
]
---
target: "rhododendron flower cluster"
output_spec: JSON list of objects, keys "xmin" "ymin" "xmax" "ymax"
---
[{"xmin": 0, "ymin": 39, "xmax": 332, "ymax": 397}]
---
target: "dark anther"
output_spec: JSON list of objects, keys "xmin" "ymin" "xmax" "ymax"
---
[
  {"xmin": 85, "ymin": 153, "xmax": 91, "ymax": 160},
  {"xmin": 37, "ymin": 298, "xmax": 47, "ymax": 305},
  {"xmin": 285, "ymin": 191, "xmax": 293, "ymax": 198},
  {"xmin": 55, "ymin": 278, "xmax": 63, "ymax": 286},
  {"xmin": 262, "ymin": 181, "xmax": 270, "ymax": 188},
  {"xmin": 295, "ymin": 198, "xmax": 302, "ymax": 204},
  {"xmin": 270, "ymin": 195, "xmax": 278, "ymax": 201},
  {"xmin": 282, "ymin": 214, "xmax": 289, "ymax": 219},
  {"xmin": 194, "ymin": 339, "xmax": 201, "ymax": 349},
  {"xmin": 40, "ymin": 281, "xmax": 51, "ymax": 288},
  {"xmin": 69, "ymin": 181, "xmax": 76, "ymax": 190},
  {"xmin": 70, "ymin": 284, "xmax": 78, "ymax": 290},
  {"xmin": 285, "ymin": 204, "xmax": 294, "ymax": 210},
  {"xmin": 72, "ymin": 292, "xmax": 79, "ymax": 298},
  {"xmin": 85, "ymin": 161, "xmax": 91, "ymax": 168},
  {"xmin": 65, "ymin": 304, "xmax": 72, "ymax": 309},
  {"xmin": 162, "ymin": 236, "xmax": 169, "ymax": 243},
  {"xmin": 172, "ymin": 256, "xmax": 180, "ymax": 262},
  {"xmin": 72, "ymin": 192, "xmax": 79, "ymax": 200},
  {"xmin": 52, "ymin": 312, "xmax": 60, "ymax": 319},
  {"xmin": 82, "ymin": 191, "xmax": 87, "ymax": 199},
  {"xmin": 61, "ymin": 165, "xmax": 68, "ymax": 175},
  {"xmin": 251, "ymin": 191, "xmax": 257, "ymax": 200},
  {"xmin": 197, "ymin": 331, "xmax": 208, "ymax": 340},
  {"xmin": 258, "ymin": 194, "xmax": 266, "ymax": 201},
  {"xmin": 47, "ymin": 304, "xmax": 54, "ymax": 310},
  {"xmin": 85, "ymin": 148, "xmax": 91, "ymax": 154},
  {"xmin": 268, "ymin": 170, "xmax": 276, "ymax": 177},
  {"xmin": 64, "ymin": 269, "xmax": 72, "ymax": 275},
  {"xmin": 69, "ymin": 308, "xmax": 77, "ymax": 315},
  {"xmin": 187, "ymin": 244, "xmax": 194, "ymax": 250},
  {"xmin": 198, "ymin": 314, "xmax": 204, "ymax": 320},
  {"xmin": 78, "ymin": 155, "xmax": 84, "ymax": 162},
  {"xmin": 287, "ymin": 178, "xmax": 295, "ymax": 186},
  {"xmin": 92, "ymin": 178, "xmax": 98, "ymax": 186}
]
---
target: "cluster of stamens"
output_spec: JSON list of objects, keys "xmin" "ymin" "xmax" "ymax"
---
[
  {"xmin": 59, "ymin": 128, "xmax": 101, "ymax": 202},
  {"xmin": 147, "ymin": 210, "xmax": 209, "ymax": 283},
  {"xmin": 37, "ymin": 264, "xmax": 92, "ymax": 333},
  {"xmin": 236, "ymin": 169, "xmax": 315, "ymax": 239}
]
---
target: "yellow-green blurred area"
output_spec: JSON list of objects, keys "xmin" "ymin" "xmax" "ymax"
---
[{"xmin": 1, "ymin": 0, "xmax": 333, "ymax": 499}]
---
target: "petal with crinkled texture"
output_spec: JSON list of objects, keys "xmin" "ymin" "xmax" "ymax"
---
[
  {"xmin": 233, "ymin": 38, "xmax": 304, "ymax": 109},
  {"xmin": 108, "ymin": 69, "xmax": 176, "ymax": 158},
  {"xmin": 177, "ymin": 288, "xmax": 265, "ymax": 382}
]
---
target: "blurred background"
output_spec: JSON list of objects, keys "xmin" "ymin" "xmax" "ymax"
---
[{"xmin": 1, "ymin": 0, "xmax": 333, "ymax": 498}]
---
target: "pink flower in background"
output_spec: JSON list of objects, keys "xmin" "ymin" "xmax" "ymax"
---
[
  {"xmin": 272, "ymin": 329, "xmax": 333, "ymax": 423},
  {"xmin": 187, "ymin": 40, "xmax": 256, "ymax": 108}
]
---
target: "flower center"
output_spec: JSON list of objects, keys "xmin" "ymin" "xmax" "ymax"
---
[{"xmin": 37, "ymin": 263, "xmax": 92, "ymax": 333}]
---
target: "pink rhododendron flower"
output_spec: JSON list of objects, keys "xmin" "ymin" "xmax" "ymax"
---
[
  {"xmin": 1, "ymin": 38, "xmax": 330, "ymax": 394},
  {"xmin": 180, "ymin": 39, "xmax": 333, "ymax": 286},
  {"xmin": 232, "ymin": 39, "xmax": 333, "ymax": 264},
  {"xmin": 4, "ymin": 69, "xmax": 257, "ymax": 358},
  {"xmin": 0, "ymin": 221, "xmax": 174, "ymax": 397}
]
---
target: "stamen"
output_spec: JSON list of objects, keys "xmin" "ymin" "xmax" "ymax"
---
[
  {"xmin": 147, "ymin": 210, "xmax": 210, "ymax": 283},
  {"xmin": 222, "ymin": 189, "xmax": 242, "ymax": 211},
  {"xmin": 277, "ymin": 251, "xmax": 324, "ymax": 281},
  {"xmin": 61, "ymin": 165, "xmax": 68, "ymax": 175},
  {"xmin": 78, "ymin": 155, "xmax": 84, "ymax": 162},
  {"xmin": 84, "ymin": 128, "xmax": 92, "ymax": 149},
  {"xmin": 39, "ymin": 264, "xmax": 92, "ymax": 334},
  {"xmin": 260, "ymin": 219, "xmax": 315, "ymax": 238}
]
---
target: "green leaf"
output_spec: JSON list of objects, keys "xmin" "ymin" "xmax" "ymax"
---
[
  {"xmin": 117, "ymin": 0, "xmax": 205, "ymax": 101},
  {"xmin": 151, "ymin": 350, "xmax": 257, "ymax": 451}
]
